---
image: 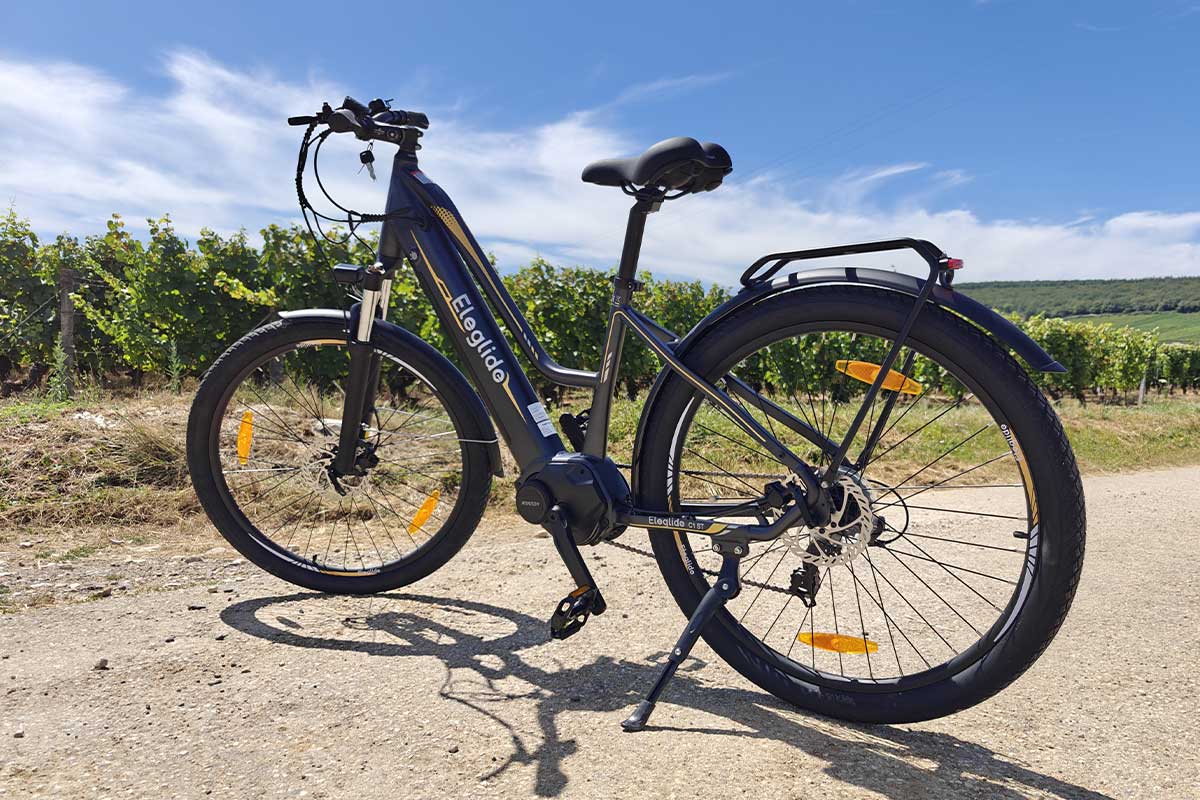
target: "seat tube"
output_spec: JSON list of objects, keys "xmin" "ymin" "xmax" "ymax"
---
[{"xmin": 582, "ymin": 196, "xmax": 658, "ymax": 457}]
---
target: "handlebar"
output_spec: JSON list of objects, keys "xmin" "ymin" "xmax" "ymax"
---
[{"xmin": 288, "ymin": 95, "xmax": 428, "ymax": 149}]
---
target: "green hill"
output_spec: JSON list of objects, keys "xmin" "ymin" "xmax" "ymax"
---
[
  {"xmin": 1066, "ymin": 311, "xmax": 1200, "ymax": 343},
  {"xmin": 957, "ymin": 276, "xmax": 1200, "ymax": 318}
]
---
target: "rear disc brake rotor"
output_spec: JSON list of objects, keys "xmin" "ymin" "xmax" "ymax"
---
[{"xmin": 784, "ymin": 469, "xmax": 876, "ymax": 568}]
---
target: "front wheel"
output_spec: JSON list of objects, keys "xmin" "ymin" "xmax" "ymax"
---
[
  {"xmin": 186, "ymin": 316, "xmax": 494, "ymax": 594},
  {"xmin": 637, "ymin": 286, "xmax": 1086, "ymax": 723}
]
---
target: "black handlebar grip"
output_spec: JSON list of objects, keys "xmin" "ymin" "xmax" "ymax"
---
[
  {"xmin": 288, "ymin": 115, "xmax": 316, "ymax": 126},
  {"xmin": 341, "ymin": 96, "xmax": 370, "ymax": 116}
]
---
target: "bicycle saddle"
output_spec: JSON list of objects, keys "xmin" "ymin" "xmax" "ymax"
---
[{"xmin": 581, "ymin": 137, "xmax": 732, "ymax": 193}]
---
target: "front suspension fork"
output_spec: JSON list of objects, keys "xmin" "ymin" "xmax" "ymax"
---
[{"xmin": 332, "ymin": 268, "xmax": 391, "ymax": 476}]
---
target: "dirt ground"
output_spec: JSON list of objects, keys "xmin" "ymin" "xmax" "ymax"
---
[{"xmin": 1, "ymin": 468, "xmax": 1198, "ymax": 799}]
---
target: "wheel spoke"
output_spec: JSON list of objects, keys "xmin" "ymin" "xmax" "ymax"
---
[{"xmin": 215, "ymin": 340, "xmax": 468, "ymax": 575}]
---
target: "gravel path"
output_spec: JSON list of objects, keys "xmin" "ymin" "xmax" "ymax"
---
[{"xmin": 2, "ymin": 468, "xmax": 1198, "ymax": 799}]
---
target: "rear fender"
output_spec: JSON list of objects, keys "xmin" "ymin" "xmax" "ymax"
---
[
  {"xmin": 629, "ymin": 267, "xmax": 1063, "ymax": 493},
  {"xmin": 687, "ymin": 267, "xmax": 1064, "ymax": 373},
  {"xmin": 277, "ymin": 308, "xmax": 504, "ymax": 477}
]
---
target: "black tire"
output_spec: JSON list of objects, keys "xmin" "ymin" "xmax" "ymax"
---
[
  {"xmin": 637, "ymin": 286, "xmax": 1086, "ymax": 723},
  {"xmin": 187, "ymin": 316, "xmax": 494, "ymax": 594}
]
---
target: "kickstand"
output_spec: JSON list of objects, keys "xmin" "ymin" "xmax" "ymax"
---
[{"xmin": 621, "ymin": 551, "xmax": 742, "ymax": 732}]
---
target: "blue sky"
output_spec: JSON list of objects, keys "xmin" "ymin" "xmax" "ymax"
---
[{"xmin": 3, "ymin": 0, "xmax": 1199, "ymax": 283}]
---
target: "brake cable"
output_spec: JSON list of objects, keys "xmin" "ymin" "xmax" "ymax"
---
[{"xmin": 294, "ymin": 120, "xmax": 418, "ymax": 269}]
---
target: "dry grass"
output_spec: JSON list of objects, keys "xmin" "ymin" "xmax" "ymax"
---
[
  {"xmin": 0, "ymin": 392, "xmax": 197, "ymax": 530},
  {"xmin": 3, "ymin": 388, "xmax": 1200, "ymax": 540}
]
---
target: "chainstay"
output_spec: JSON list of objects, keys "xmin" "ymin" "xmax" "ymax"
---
[{"xmin": 602, "ymin": 537, "xmax": 791, "ymax": 596}]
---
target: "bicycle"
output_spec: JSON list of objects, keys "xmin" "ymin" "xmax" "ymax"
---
[{"xmin": 186, "ymin": 96, "xmax": 1086, "ymax": 730}]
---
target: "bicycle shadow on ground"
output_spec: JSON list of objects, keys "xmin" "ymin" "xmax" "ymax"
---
[{"xmin": 221, "ymin": 591, "xmax": 1113, "ymax": 800}]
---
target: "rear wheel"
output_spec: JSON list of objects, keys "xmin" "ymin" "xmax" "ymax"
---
[
  {"xmin": 637, "ymin": 286, "xmax": 1085, "ymax": 723},
  {"xmin": 187, "ymin": 317, "xmax": 493, "ymax": 594}
]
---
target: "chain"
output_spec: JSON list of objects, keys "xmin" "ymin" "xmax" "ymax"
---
[{"xmin": 602, "ymin": 536, "xmax": 792, "ymax": 596}]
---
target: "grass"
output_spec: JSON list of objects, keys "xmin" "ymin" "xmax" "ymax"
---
[
  {"xmin": 1069, "ymin": 311, "xmax": 1200, "ymax": 343},
  {"xmin": 1056, "ymin": 396, "xmax": 1200, "ymax": 472},
  {"xmin": 0, "ymin": 396, "xmax": 72, "ymax": 424},
  {"xmin": 3, "ymin": 386, "xmax": 1200, "ymax": 541}
]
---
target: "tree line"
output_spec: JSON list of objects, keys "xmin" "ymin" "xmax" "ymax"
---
[
  {"xmin": 959, "ymin": 276, "xmax": 1200, "ymax": 318},
  {"xmin": 2, "ymin": 209, "xmax": 1198, "ymax": 404}
]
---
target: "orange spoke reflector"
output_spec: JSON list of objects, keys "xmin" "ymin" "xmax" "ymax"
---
[
  {"xmin": 797, "ymin": 631, "xmax": 879, "ymax": 654},
  {"xmin": 835, "ymin": 360, "xmax": 922, "ymax": 395},
  {"xmin": 407, "ymin": 489, "xmax": 441, "ymax": 535},
  {"xmin": 236, "ymin": 411, "xmax": 254, "ymax": 466}
]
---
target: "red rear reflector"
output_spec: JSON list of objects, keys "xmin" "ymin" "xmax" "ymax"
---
[{"xmin": 945, "ymin": 258, "xmax": 964, "ymax": 270}]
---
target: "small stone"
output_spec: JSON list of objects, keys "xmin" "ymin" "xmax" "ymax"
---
[
  {"xmin": 109, "ymin": 538, "xmax": 126, "ymax": 545},
  {"xmin": 448, "ymin": 744, "xmax": 459, "ymax": 754},
  {"xmin": 207, "ymin": 587, "xmax": 219, "ymax": 593},
  {"xmin": 93, "ymin": 658, "xmax": 109, "ymax": 671},
  {"xmin": 535, "ymin": 531, "xmax": 550, "ymax": 539},
  {"xmin": 90, "ymin": 588, "xmax": 112, "ymax": 599},
  {"xmin": 187, "ymin": 604, "xmax": 206, "ymax": 611},
  {"xmin": 165, "ymin": 637, "xmax": 175, "ymax": 643},
  {"xmin": 215, "ymin": 634, "xmax": 226, "ymax": 641},
  {"xmin": 13, "ymin": 729, "xmax": 24, "ymax": 739},
  {"xmin": 184, "ymin": 556, "xmax": 203, "ymax": 564},
  {"xmin": 18, "ymin": 542, "xmax": 32, "ymax": 549}
]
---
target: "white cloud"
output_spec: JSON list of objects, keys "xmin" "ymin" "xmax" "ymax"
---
[{"xmin": 1, "ymin": 51, "xmax": 1198, "ymax": 285}]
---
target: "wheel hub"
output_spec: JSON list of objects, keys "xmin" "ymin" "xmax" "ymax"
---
[{"xmin": 784, "ymin": 468, "xmax": 876, "ymax": 567}]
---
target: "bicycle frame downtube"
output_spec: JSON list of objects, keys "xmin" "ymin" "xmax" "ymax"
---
[
  {"xmin": 410, "ymin": 176, "xmax": 598, "ymax": 389},
  {"xmin": 378, "ymin": 162, "xmax": 564, "ymax": 474}
]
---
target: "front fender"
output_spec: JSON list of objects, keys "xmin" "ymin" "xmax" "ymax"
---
[{"xmin": 276, "ymin": 308, "xmax": 504, "ymax": 477}]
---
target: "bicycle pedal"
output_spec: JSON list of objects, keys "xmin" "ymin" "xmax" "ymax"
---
[{"xmin": 550, "ymin": 585, "xmax": 605, "ymax": 640}]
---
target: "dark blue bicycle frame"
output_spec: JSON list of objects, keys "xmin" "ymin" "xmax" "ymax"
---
[{"xmin": 374, "ymin": 150, "xmax": 825, "ymax": 505}]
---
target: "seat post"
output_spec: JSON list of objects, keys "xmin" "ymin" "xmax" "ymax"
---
[{"xmin": 612, "ymin": 193, "xmax": 663, "ymax": 302}]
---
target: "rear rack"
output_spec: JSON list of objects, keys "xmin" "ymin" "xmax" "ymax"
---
[{"xmin": 740, "ymin": 238, "xmax": 954, "ymax": 289}]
